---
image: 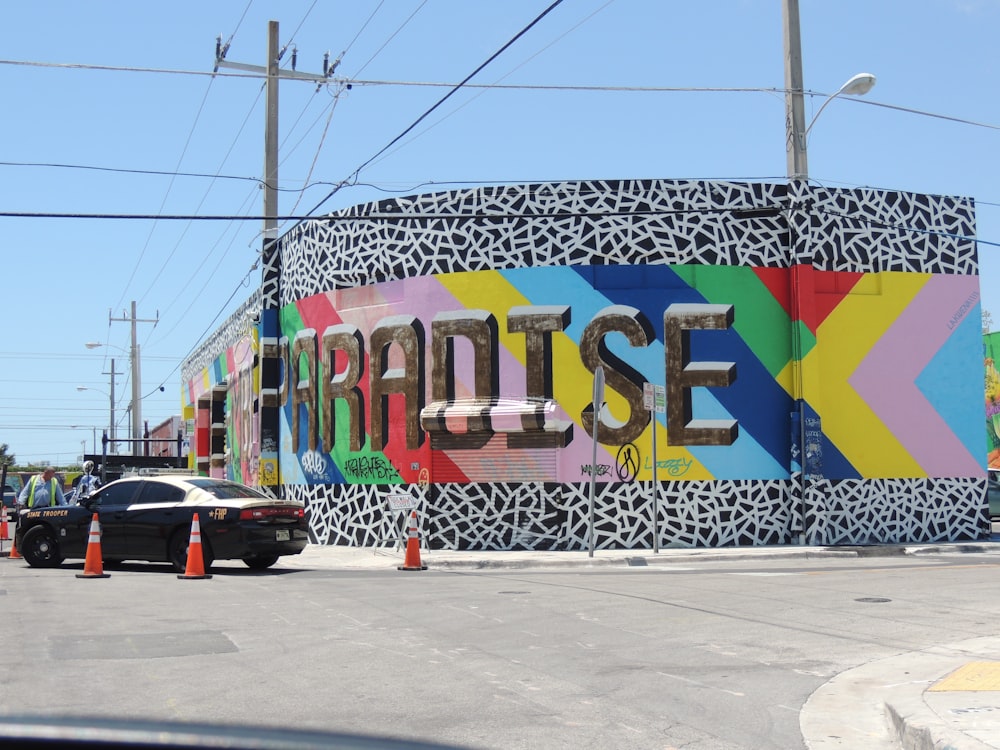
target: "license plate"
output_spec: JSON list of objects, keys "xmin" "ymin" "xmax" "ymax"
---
[{"xmin": 276, "ymin": 529, "xmax": 290, "ymax": 542}]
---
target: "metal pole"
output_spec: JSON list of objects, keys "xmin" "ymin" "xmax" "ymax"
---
[
  {"xmin": 130, "ymin": 300, "xmax": 141, "ymax": 445},
  {"xmin": 589, "ymin": 366, "xmax": 605, "ymax": 558},
  {"xmin": 264, "ymin": 20, "xmax": 279, "ymax": 246},
  {"xmin": 783, "ymin": 0, "xmax": 808, "ymax": 181},
  {"xmin": 109, "ymin": 359, "xmax": 117, "ymax": 455},
  {"xmin": 651, "ymin": 403, "xmax": 659, "ymax": 554}
]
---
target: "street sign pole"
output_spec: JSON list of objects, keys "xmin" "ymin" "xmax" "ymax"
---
[
  {"xmin": 589, "ymin": 366, "xmax": 605, "ymax": 558},
  {"xmin": 645, "ymin": 382, "xmax": 666, "ymax": 554},
  {"xmin": 651, "ymin": 398, "xmax": 659, "ymax": 554}
]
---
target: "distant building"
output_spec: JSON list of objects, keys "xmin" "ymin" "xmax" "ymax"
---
[{"xmin": 147, "ymin": 415, "xmax": 184, "ymax": 458}]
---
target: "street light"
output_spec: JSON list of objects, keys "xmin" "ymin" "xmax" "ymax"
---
[
  {"xmin": 786, "ymin": 70, "xmax": 876, "ymax": 181},
  {"xmin": 804, "ymin": 73, "xmax": 876, "ymax": 139},
  {"xmin": 76, "ymin": 385, "xmax": 116, "ymax": 455},
  {"xmin": 783, "ymin": 1, "xmax": 876, "ymax": 181}
]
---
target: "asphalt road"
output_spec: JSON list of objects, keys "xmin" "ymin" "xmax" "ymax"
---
[{"xmin": 3, "ymin": 551, "xmax": 1000, "ymax": 749}]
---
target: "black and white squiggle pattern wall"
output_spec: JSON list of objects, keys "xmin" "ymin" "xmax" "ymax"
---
[{"xmin": 188, "ymin": 179, "xmax": 986, "ymax": 549}]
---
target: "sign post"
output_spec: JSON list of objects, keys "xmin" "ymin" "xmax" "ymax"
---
[
  {"xmin": 644, "ymin": 383, "xmax": 666, "ymax": 553},
  {"xmin": 385, "ymin": 492, "xmax": 417, "ymax": 552},
  {"xmin": 589, "ymin": 366, "xmax": 605, "ymax": 558}
]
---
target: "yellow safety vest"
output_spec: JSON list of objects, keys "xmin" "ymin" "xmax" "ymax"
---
[{"xmin": 27, "ymin": 477, "xmax": 58, "ymax": 508}]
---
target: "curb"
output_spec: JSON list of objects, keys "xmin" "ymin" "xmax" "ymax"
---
[{"xmin": 418, "ymin": 541, "xmax": 1000, "ymax": 571}]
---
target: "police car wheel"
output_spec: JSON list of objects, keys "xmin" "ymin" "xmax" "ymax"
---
[
  {"xmin": 21, "ymin": 526, "xmax": 64, "ymax": 568},
  {"xmin": 242, "ymin": 554, "xmax": 279, "ymax": 570},
  {"xmin": 168, "ymin": 528, "xmax": 214, "ymax": 574}
]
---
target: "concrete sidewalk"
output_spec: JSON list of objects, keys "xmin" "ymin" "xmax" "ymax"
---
[
  {"xmin": 273, "ymin": 537, "xmax": 1000, "ymax": 571},
  {"xmin": 275, "ymin": 539, "xmax": 1000, "ymax": 750}
]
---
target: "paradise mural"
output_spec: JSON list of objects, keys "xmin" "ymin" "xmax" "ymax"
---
[
  {"xmin": 182, "ymin": 180, "xmax": 988, "ymax": 548},
  {"xmin": 269, "ymin": 265, "xmax": 982, "ymax": 486}
]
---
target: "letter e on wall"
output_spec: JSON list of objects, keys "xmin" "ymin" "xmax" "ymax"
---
[{"xmin": 663, "ymin": 303, "xmax": 738, "ymax": 446}]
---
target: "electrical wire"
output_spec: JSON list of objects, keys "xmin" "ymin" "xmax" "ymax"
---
[
  {"xmin": 111, "ymin": 76, "xmax": 218, "ymax": 314},
  {"xmin": 347, "ymin": 0, "xmax": 426, "ymax": 80},
  {"xmin": 133, "ymin": 81, "xmax": 266, "ymax": 310},
  {"xmin": 359, "ymin": 0, "xmax": 616, "ymax": 174},
  {"xmin": 306, "ymin": 0, "xmax": 569, "ymax": 219}
]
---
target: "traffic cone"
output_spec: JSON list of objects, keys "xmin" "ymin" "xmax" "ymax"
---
[
  {"xmin": 76, "ymin": 513, "xmax": 110, "ymax": 579},
  {"xmin": 177, "ymin": 513, "xmax": 212, "ymax": 579},
  {"xmin": 7, "ymin": 516, "xmax": 21, "ymax": 559},
  {"xmin": 0, "ymin": 512, "xmax": 8, "ymax": 541},
  {"xmin": 397, "ymin": 510, "xmax": 427, "ymax": 571}
]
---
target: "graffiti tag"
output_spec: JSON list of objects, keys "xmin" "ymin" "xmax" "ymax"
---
[
  {"xmin": 581, "ymin": 464, "xmax": 611, "ymax": 477},
  {"xmin": 301, "ymin": 450, "xmax": 329, "ymax": 480},
  {"xmin": 644, "ymin": 456, "xmax": 693, "ymax": 477},
  {"xmin": 616, "ymin": 444, "xmax": 640, "ymax": 482},
  {"xmin": 948, "ymin": 290, "xmax": 979, "ymax": 330},
  {"xmin": 344, "ymin": 455, "xmax": 400, "ymax": 481}
]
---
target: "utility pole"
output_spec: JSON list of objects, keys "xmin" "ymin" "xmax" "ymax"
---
[
  {"xmin": 783, "ymin": 0, "xmax": 808, "ymax": 182},
  {"xmin": 214, "ymin": 21, "xmax": 338, "ymax": 489},
  {"xmin": 110, "ymin": 301, "xmax": 158, "ymax": 451},
  {"xmin": 214, "ymin": 21, "xmax": 339, "ymax": 240},
  {"xmin": 104, "ymin": 359, "xmax": 118, "ymax": 455}
]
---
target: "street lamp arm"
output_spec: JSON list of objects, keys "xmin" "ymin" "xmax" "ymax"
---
[{"xmin": 804, "ymin": 72, "xmax": 876, "ymax": 138}]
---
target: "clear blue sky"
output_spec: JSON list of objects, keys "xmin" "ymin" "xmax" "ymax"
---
[{"xmin": 3, "ymin": 0, "xmax": 999, "ymax": 466}]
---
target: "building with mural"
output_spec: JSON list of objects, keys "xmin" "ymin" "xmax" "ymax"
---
[
  {"xmin": 181, "ymin": 179, "xmax": 988, "ymax": 550},
  {"xmin": 985, "ymin": 330, "xmax": 1000, "ymax": 467}
]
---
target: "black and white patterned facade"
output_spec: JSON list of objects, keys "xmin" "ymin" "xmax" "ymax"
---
[{"xmin": 186, "ymin": 179, "xmax": 988, "ymax": 549}]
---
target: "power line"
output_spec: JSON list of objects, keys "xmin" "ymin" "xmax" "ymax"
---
[
  {"xmin": 4, "ymin": 53, "xmax": 1000, "ymax": 130},
  {"xmin": 312, "ymin": 0, "xmax": 570, "ymax": 216},
  {"xmin": 347, "ymin": 0, "xmax": 427, "ymax": 80},
  {"xmin": 3, "ymin": 204, "xmax": 996, "ymax": 252}
]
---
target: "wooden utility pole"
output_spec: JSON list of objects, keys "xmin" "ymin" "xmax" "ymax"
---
[
  {"xmin": 110, "ymin": 301, "xmax": 158, "ymax": 449},
  {"xmin": 783, "ymin": 0, "xmax": 808, "ymax": 181},
  {"xmin": 214, "ymin": 21, "xmax": 337, "ymax": 488}
]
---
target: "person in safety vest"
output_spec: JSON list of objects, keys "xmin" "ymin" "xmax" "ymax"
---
[{"xmin": 17, "ymin": 467, "xmax": 66, "ymax": 510}]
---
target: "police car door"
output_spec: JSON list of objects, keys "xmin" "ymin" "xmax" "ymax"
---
[
  {"xmin": 83, "ymin": 480, "xmax": 138, "ymax": 559},
  {"xmin": 121, "ymin": 479, "xmax": 186, "ymax": 561}
]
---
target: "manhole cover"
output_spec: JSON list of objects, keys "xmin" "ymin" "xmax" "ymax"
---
[{"xmin": 855, "ymin": 597, "xmax": 892, "ymax": 603}]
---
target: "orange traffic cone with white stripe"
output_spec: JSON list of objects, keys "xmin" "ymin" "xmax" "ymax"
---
[
  {"xmin": 7, "ymin": 535, "xmax": 21, "ymax": 559},
  {"xmin": 7, "ymin": 515, "xmax": 21, "ymax": 559},
  {"xmin": 76, "ymin": 513, "xmax": 110, "ymax": 578},
  {"xmin": 0, "ymin": 511, "xmax": 9, "ymax": 541},
  {"xmin": 397, "ymin": 510, "xmax": 427, "ymax": 571},
  {"xmin": 177, "ymin": 513, "xmax": 212, "ymax": 579}
]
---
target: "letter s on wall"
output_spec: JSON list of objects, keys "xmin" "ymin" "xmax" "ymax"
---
[{"xmin": 579, "ymin": 305, "xmax": 654, "ymax": 446}]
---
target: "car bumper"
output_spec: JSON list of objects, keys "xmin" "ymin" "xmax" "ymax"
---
[{"xmin": 207, "ymin": 524, "xmax": 309, "ymax": 560}]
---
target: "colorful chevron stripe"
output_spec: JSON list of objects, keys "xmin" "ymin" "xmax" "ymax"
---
[{"xmin": 186, "ymin": 264, "xmax": 984, "ymax": 484}]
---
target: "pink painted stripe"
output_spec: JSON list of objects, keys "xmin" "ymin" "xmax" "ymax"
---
[{"xmin": 849, "ymin": 275, "xmax": 980, "ymax": 475}]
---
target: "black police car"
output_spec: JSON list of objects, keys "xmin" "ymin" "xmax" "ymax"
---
[{"xmin": 14, "ymin": 474, "xmax": 308, "ymax": 572}]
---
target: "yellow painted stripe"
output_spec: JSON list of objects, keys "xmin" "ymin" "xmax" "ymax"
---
[
  {"xmin": 810, "ymin": 272, "xmax": 930, "ymax": 477},
  {"xmin": 436, "ymin": 270, "xmax": 709, "ymax": 479},
  {"xmin": 929, "ymin": 662, "xmax": 1000, "ymax": 692}
]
